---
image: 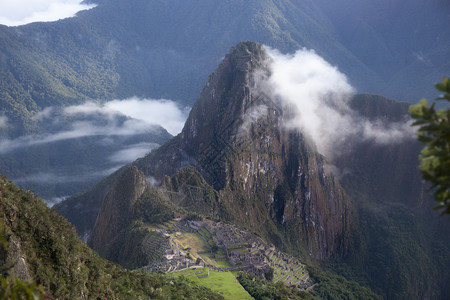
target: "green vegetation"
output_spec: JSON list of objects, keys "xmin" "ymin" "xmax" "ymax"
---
[
  {"xmin": 172, "ymin": 232, "xmax": 210, "ymax": 263},
  {"xmin": 410, "ymin": 77, "xmax": 450, "ymax": 214},
  {"xmin": 0, "ymin": 174, "xmax": 223, "ymax": 299},
  {"xmin": 0, "ymin": 222, "xmax": 46, "ymax": 300},
  {"xmin": 307, "ymin": 268, "xmax": 382, "ymax": 300},
  {"xmin": 103, "ymin": 225, "xmax": 168, "ymax": 270},
  {"xmin": 331, "ymin": 94, "xmax": 450, "ymax": 299},
  {"xmin": 237, "ymin": 272, "xmax": 315, "ymax": 300},
  {"xmin": 0, "ymin": 276, "xmax": 46, "ymax": 300},
  {"xmin": 269, "ymin": 250, "xmax": 308, "ymax": 286},
  {"xmin": 134, "ymin": 186, "xmax": 179, "ymax": 224},
  {"xmin": 172, "ymin": 267, "xmax": 252, "ymax": 300},
  {"xmin": 162, "ymin": 166, "xmax": 222, "ymax": 219}
]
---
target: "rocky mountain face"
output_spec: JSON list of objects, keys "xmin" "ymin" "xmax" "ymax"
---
[
  {"xmin": 81, "ymin": 42, "xmax": 354, "ymax": 261},
  {"xmin": 58, "ymin": 42, "xmax": 352, "ymax": 261},
  {"xmin": 150, "ymin": 42, "xmax": 352, "ymax": 258},
  {"xmin": 89, "ymin": 166, "xmax": 147, "ymax": 252},
  {"xmin": 57, "ymin": 41, "xmax": 450, "ymax": 299}
]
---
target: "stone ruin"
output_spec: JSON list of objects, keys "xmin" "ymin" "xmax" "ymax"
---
[{"xmin": 138, "ymin": 218, "xmax": 310, "ymax": 289}]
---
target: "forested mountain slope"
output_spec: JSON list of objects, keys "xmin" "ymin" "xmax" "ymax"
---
[{"xmin": 0, "ymin": 174, "xmax": 223, "ymax": 299}]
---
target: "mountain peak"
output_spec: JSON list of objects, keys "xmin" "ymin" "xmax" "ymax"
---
[
  {"xmin": 132, "ymin": 42, "xmax": 353, "ymax": 258},
  {"xmin": 60, "ymin": 41, "xmax": 354, "ymax": 260},
  {"xmin": 181, "ymin": 41, "xmax": 267, "ymax": 149},
  {"xmin": 221, "ymin": 41, "xmax": 266, "ymax": 69}
]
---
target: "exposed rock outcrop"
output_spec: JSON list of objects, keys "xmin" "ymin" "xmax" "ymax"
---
[
  {"xmin": 90, "ymin": 166, "xmax": 148, "ymax": 253},
  {"xmin": 133, "ymin": 41, "xmax": 353, "ymax": 259},
  {"xmin": 55, "ymin": 41, "xmax": 450, "ymax": 299}
]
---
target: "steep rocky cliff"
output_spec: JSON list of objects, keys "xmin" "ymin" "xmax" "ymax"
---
[
  {"xmin": 89, "ymin": 41, "xmax": 353, "ymax": 260},
  {"xmin": 56, "ymin": 41, "xmax": 449, "ymax": 299}
]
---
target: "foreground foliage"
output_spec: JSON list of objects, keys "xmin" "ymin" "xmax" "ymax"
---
[
  {"xmin": 0, "ymin": 175, "xmax": 222, "ymax": 299},
  {"xmin": 0, "ymin": 222, "xmax": 46, "ymax": 300},
  {"xmin": 0, "ymin": 276, "xmax": 46, "ymax": 300},
  {"xmin": 410, "ymin": 77, "xmax": 450, "ymax": 214}
]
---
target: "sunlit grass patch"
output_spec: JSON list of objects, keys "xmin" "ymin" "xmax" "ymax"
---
[{"xmin": 172, "ymin": 267, "xmax": 252, "ymax": 300}]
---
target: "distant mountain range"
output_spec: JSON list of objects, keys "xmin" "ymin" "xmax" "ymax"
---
[
  {"xmin": 0, "ymin": 0, "xmax": 448, "ymax": 203},
  {"xmin": 0, "ymin": 1, "xmax": 449, "ymax": 298},
  {"xmin": 1, "ymin": 0, "xmax": 449, "ymax": 137}
]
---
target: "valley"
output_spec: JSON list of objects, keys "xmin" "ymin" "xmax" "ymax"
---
[{"xmin": 0, "ymin": 1, "xmax": 448, "ymax": 299}]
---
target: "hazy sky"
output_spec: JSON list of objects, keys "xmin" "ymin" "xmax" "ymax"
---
[{"xmin": 0, "ymin": 0, "xmax": 95, "ymax": 26}]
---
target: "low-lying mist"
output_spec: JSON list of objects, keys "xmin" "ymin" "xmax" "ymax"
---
[
  {"xmin": 0, "ymin": 97, "xmax": 188, "ymax": 155},
  {"xmin": 0, "ymin": 0, "xmax": 96, "ymax": 26},
  {"xmin": 0, "ymin": 97, "xmax": 186, "ymax": 204}
]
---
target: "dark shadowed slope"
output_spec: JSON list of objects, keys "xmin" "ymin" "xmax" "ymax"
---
[{"xmin": 0, "ymin": 174, "xmax": 223, "ymax": 299}]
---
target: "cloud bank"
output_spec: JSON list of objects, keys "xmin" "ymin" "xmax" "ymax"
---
[
  {"xmin": 62, "ymin": 97, "xmax": 188, "ymax": 136},
  {"xmin": 108, "ymin": 142, "xmax": 159, "ymax": 164},
  {"xmin": 1, "ymin": 97, "xmax": 188, "ymax": 204},
  {"xmin": 0, "ymin": 0, "xmax": 96, "ymax": 26},
  {"xmin": 104, "ymin": 97, "xmax": 189, "ymax": 136},
  {"xmin": 251, "ymin": 46, "xmax": 415, "ymax": 158},
  {"xmin": 0, "ymin": 115, "xmax": 8, "ymax": 129},
  {"xmin": 0, "ymin": 97, "xmax": 188, "ymax": 155}
]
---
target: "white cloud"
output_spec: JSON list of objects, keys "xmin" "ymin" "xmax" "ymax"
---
[
  {"xmin": 0, "ymin": 118, "xmax": 151, "ymax": 154},
  {"xmin": 239, "ymin": 105, "xmax": 268, "ymax": 136},
  {"xmin": 31, "ymin": 107, "xmax": 54, "ymax": 122},
  {"xmin": 63, "ymin": 98, "xmax": 189, "ymax": 135},
  {"xmin": 0, "ymin": 115, "xmax": 8, "ymax": 129},
  {"xmin": 361, "ymin": 119, "xmax": 416, "ymax": 144},
  {"xmin": 251, "ymin": 46, "xmax": 415, "ymax": 158},
  {"xmin": 0, "ymin": 97, "xmax": 188, "ymax": 155},
  {"xmin": 104, "ymin": 97, "xmax": 189, "ymax": 135},
  {"xmin": 46, "ymin": 195, "xmax": 69, "ymax": 207},
  {"xmin": 0, "ymin": 0, "xmax": 96, "ymax": 26},
  {"xmin": 108, "ymin": 142, "xmax": 159, "ymax": 164},
  {"xmin": 13, "ymin": 166, "xmax": 121, "ymax": 184}
]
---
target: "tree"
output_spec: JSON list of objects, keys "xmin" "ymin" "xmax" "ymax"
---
[
  {"xmin": 409, "ymin": 78, "xmax": 450, "ymax": 215},
  {"xmin": 0, "ymin": 221, "xmax": 46, "ymax": 300},
  {"xmin": 264, "ymin": 267, "xmax": 274, "ymax": 281}
]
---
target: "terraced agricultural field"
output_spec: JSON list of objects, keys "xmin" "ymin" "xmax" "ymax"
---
[
  {"xmin": 174, "ymin": 232, "xmax": 208, "ymax": 252},
  {"xmin": 201, "ymin": 252, "xmax": 232, "ymax": 268},
  {"xmin": 269, "ymin": 252, "xmax": 308, "ymax": 286},
  {"xmin": 141, "ymin": 231, "xmax": 169, "ymax": 262}
]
